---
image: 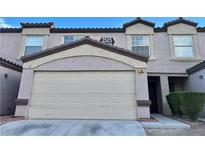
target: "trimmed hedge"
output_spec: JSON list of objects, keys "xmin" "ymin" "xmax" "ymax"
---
[
  {"xmin": 180, "ymin": 92, "xmax": 205, "ymax": 121},
  {"xmin": 166, "ymin": 92, "xmax": 183, "ymax": 116},
  {"xmin": 166, "ymin": 91, "xmax": 205, "ymax": 121}
]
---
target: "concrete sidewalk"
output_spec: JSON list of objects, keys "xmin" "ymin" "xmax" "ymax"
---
[{"xmin": 141, "ymin": 114, "xmax": 191, "ymax": 129}]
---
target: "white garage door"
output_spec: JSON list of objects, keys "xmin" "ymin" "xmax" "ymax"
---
[{"xmin": 28, "ymin": 71, "xmax": 137, "ymax": 119}]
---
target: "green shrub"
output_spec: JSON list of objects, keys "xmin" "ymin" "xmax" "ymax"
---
[
  {"xmin": 179, "ymin": 92, "xmax": 205, "ymax": 121},
  {"xmin": 166, "ymin": 92, "xmax": 183, "ymax": 116},
  {"xmin": 167, "ymin": 91, "xmax": 205, "ymax": 121}
]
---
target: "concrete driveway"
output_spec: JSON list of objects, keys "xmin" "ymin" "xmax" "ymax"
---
[{"xmin": 0, "ymin": 120, "xmax": 146, "ymax": 136}]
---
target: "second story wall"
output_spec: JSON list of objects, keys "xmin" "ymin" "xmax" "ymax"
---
[
  {"xmin": 37, "ymin": 30, "xmax": 205, "ymax": 74},
  {"xmin": 0, "ymin": 18, "xmax": 205, "ymax": 74},
  {"xmin": 0, "ymin": 33, "xmax": 22, "ymax": 65},
  {"xmin": 197, "ymin": 33, "xmax": 205, "ymax": 59},
  {"xmin": 46, "ymin": 33, "xmax": 127, "ymax": 49},
  {"xmin": 148, "ymin": 32, "xmax": 202, "ymax": 74}
]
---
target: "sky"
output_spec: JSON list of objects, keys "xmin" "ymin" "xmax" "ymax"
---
[{"xmin": 0, "ymin": 17, "xmax": 205, "ymax": 28}]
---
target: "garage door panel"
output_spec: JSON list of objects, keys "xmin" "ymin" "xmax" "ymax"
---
[
  {"xmin": 30, "ymin": 96, "xmax": 136, "ymax": 106},
  {"xmin": 30, "ymin": 102, "xmax": 136, "ymax": 108},
  {"xmin": 28, "ymin": 71, "xmax": 136, "ymax": 119},
  {"xmin": 31, "ymin": 94, "xmax": 135, "ymax": 100},
  {"xmin": 33, "ymin": 82, "xmax": 134, "ymax": 92},
  {"xmin": 33, "ymin": 72, "xmax": 134, "ymax": 81},
  {"xmin": 32, "ymin": 90, "xmax": 134, "ymax": 96},
  {"xmin": 29, "ymin": 106, "xmax": 136, "ymax": 110},
  {"xmin": 29, "ymin": 108, "xmax": 137, "ymax": 120}
]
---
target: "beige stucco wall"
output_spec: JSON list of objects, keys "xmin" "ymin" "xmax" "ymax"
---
[
  {"xmin": 42, "ymin": 30, "xmax": 204, "ymax": 75},
  {"xmin": 47, "ymin": 33, "xmax": 127, "ymax": 49},
  {"xmin": 147, "ymin": 32, "xmax": 202, "ymax": 74},
  {"xmin": 135, "ymin": 70, "xmax": 149, "ymax": 100},
  {"xmin": 0, "ymin": 33, "xmax": 22, "ymax": 65},
  {"xmin": 0, "ymin": 66, "xmax": 21, "ymax": 115},
  {"xmin": 167, "ymin": 23, "xmax": 197, "ymax": 35},
  {"xmin": 197, "ymin": 33, "xmax": 205, "ymax": 59},
  {"xmin": 138, "ymin": 106, "xmax": 150, "ymax": 118},
  {"xmin": 125, "ymin": 23, "xmax": 154, "ymax": 34},
  {"xmin": 36, "ymin": 56, "xmax": 133, "ymax": 71},
  {"xmin": 17, "ymin": 69, "xmax": 33, "ymax": 99},
  {"xmin": 22, "ymin": 28, "xmax": 50, "ymax": 35}
]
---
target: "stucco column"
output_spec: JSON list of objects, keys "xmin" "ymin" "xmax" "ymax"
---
[
  {"xmin": 17, "ymin": 69, "xmax": 33, "ymax": 99},
  {"xmin": 160, "ymin": 75, "xmax": 171, "ymax": 115},
  {"xmin": 135, "ymin": 69, "xmax": 149, "ymax": 100},
  {"xmin": 15, "ymin": 69, "xmax": 34, "ymax": 117},
  {"xmin": 135, "ymin": 69, "xmax": 150, "ymax": 118}
]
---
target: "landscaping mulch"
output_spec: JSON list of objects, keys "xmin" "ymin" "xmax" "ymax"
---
[
  {"xmin": 0, "ymin": 115, "xmax": 24, "ymax": 125},
  {"xmin": 138, "ymin": 117, "xmax": 158, "ymax": 122}
]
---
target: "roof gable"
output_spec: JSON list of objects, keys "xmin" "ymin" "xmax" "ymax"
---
[
  {"xmin": 164, "ymin": 17, "xmax": 198, "ymax": 28},
  {"xmin": 21, "ymin": 37, "xmax": 148, "ymax": 63},
  {"xmin": 123, "ymin": 17, "xmax": 155, "ymax": 28}
]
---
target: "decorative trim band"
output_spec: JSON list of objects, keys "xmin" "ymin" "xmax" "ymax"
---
[
  {"xmin": 15, "ymin": 99, "xmax": 29, "ymax": 105},
  {"xmin": 137, "ymin": 100, "xmax": 151, "ymax": 107}
]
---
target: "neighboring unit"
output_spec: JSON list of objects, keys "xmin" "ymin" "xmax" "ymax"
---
[
  {"xmin": 0, "ymin": 58, "xmax": 22, "ymax": 115},
  {"xmin": 0, "ymin": 17, "xmax": 205, "ymax": 119},
  {"xmin": 185, "ymin": 61, "xmax": 205, "ymax": 117}
]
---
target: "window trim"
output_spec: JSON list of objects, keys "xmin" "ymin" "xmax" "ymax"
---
[
  {"xmin": 129, "ymin": 34, "xmax": 155, "ymax": 59},
  {"xmin": 173, "ymin": 35, "xmax": 194, "ymax": 58},
  {"xmin": 18, "ymin": 34, "xmax": 47, "ymax": 58},
  {"xmin": 169, "ymin": 34, "xmax": 200, "ymax": 61},
  {"xmin": 131, "ymin": 35, "xmax": 150, "ymax": 56},
  {"xmin": 24, "ymin": 35, "xmax": 45, "ymax": 55}
]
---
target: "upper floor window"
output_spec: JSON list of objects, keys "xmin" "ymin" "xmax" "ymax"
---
[
  {"xmin": 173, "ymin": 35, "xmax": 194, "ymax": 57},
  {"xmin": 64, "ymin": 35, "xmax": 84, "ymax": 44},
  {"xmin": 131, "ymin": 35, "xmax": 150, "ymax": 57},
  {"xmin": 25, "ymin": 35, "xmax": 44, "ymax": 55}
]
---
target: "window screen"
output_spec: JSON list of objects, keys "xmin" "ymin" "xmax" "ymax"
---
[
  {"xmin": 173, "ymin": 36, "xmax": 194, "ymax": 57},
  {"xmin": 131, "ymin": 35, "xmax": 150, "ymax": 57},
  {"xmin": 25, "ymin": 35, "xmax": 44, "ymax": 55}
]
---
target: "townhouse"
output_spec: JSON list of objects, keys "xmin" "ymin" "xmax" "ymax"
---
[{"xmin": 0, "ymin": 17, "xmax": 205, "ymax": 119}]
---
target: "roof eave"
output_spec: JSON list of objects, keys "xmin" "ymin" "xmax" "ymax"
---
[
  {"xmin": 20, "ymin": 22, "xmax": 54, "ymax": 28},
  {"xmin": 187, "ymin": 61, "xmax": 205, "ymax": 75},
  {"xmin": 0, "ymin": 57, "xmax": 22, "ymax": 72}
]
